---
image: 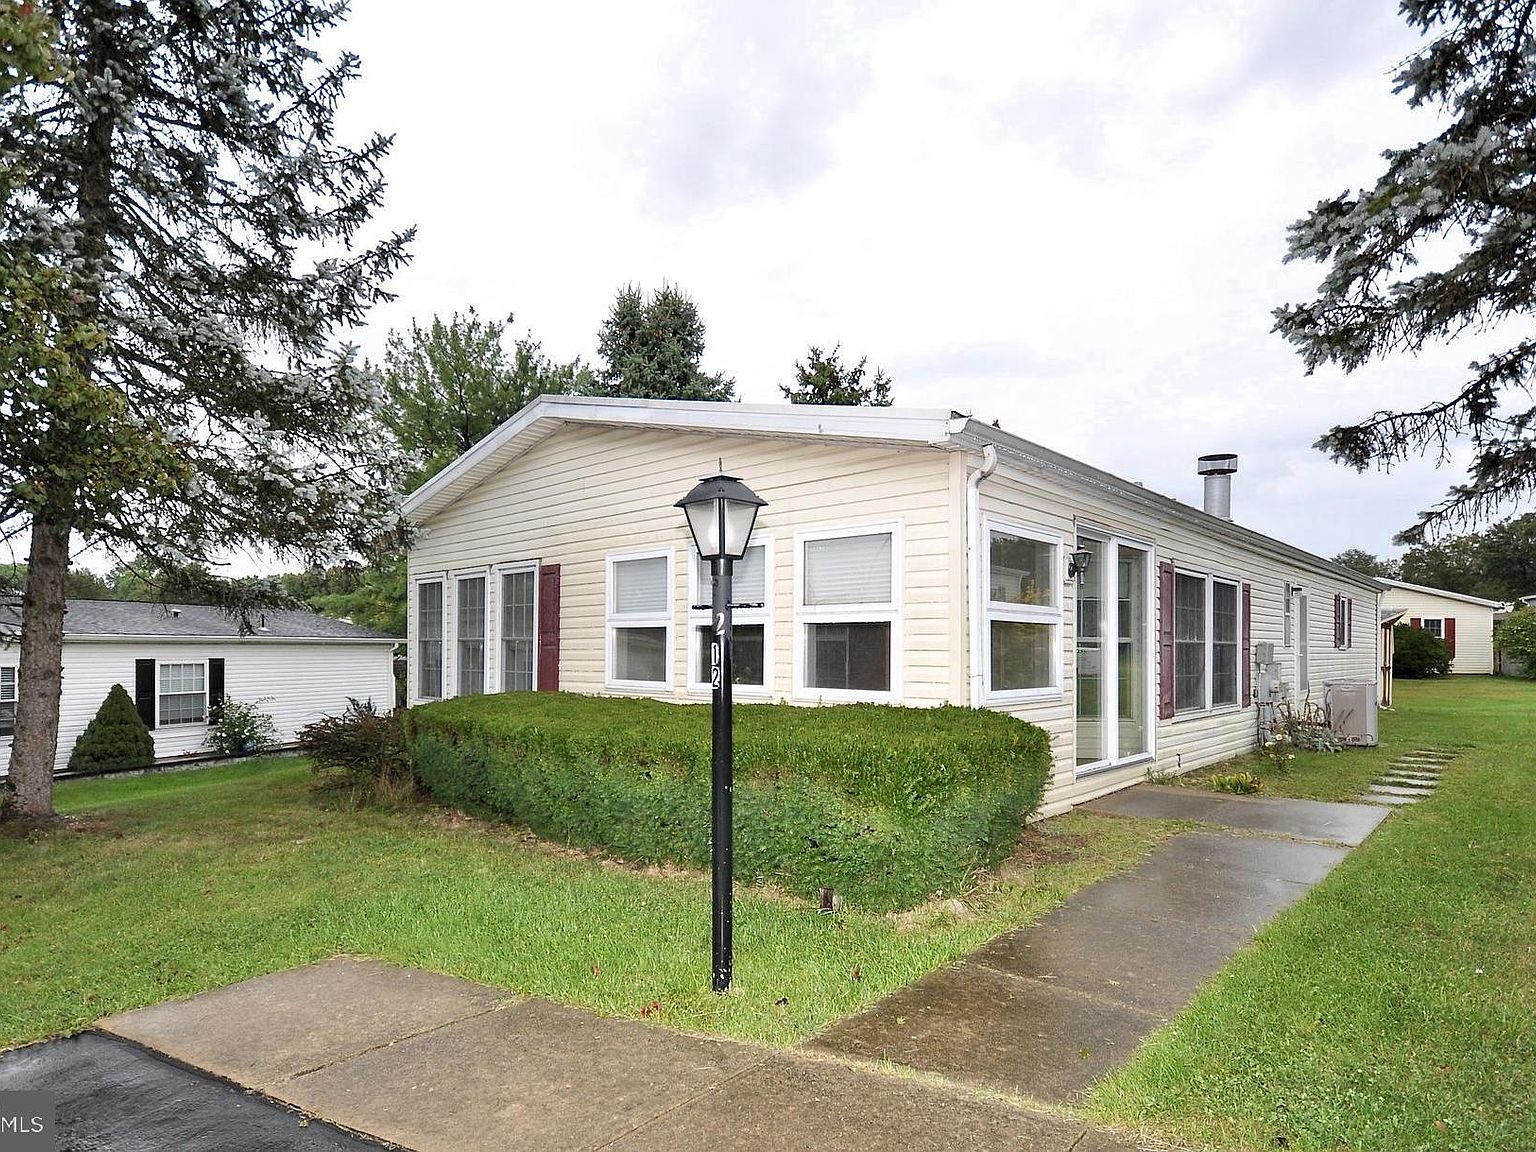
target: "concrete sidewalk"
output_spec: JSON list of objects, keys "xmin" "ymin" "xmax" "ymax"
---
[
  {"xmin": 93, "ymin": 957, "xmax": 1139, "ymax": 1152},
  {"xmin": 808, "ymin": 786, "xmax": 1386, "ymax": 1103}
]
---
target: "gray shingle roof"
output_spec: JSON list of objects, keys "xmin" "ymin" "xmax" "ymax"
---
[{"xmin": 0, "ymin": 599, "xmax": 399, "ymax": 641}]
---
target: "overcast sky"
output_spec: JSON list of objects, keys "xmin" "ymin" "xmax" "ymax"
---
[{"xmin": 326, "ymin": 0, "xmax": 1511, "ymax": 562}]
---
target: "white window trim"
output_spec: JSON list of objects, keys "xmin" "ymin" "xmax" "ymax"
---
[
  {"xmin": 981, "ymin": 517, "xmax": 1063, "ymax": 705},
  {"xmin": 494, "ymin": 560, "xmax": 541, "ymax": 693},
  {"xmin": 157, "ymin": 659, "xmax": 209, "ymax": 727},
  {"xmin": 1172, "ymin": 568, "xmax": 1245, "ymax": 719},
  {"xmin": 605, "ymin": 546, "xmax": 676, "ymax": 692},
  {"xmin": 687, "ymin": 536, "xmax": 773, "ymax": 698},
  {"xmin": 413, "ymin": 574, "xmax": 447, "ymax": 702},
  {"xmin": 452, "ymin": 567, "xmax": 491, "ymax": 698},
  {"xmin": 1336, "ymin": 594, "xmax": 1355, "ymax": 650},
  {"xmin": 793, "ymin": 519, "xmax": 903, "ymax": 704},
  {"xmin": 1421, "ymin": 616, "xmax": 1445, "ymax": 639},
  {"xmin": 1072, "ymin": 531, "xmax": 1158, "ymax": 774}
]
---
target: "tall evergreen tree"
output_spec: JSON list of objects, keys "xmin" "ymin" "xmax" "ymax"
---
[
  {"xmin": 0, "ymin": 1, "xmax": 411, "ymax": 819},
  {"xmin": 591, "ymin": 283, "xmax": 734, "ymax": 401},
  {"xmin": 781, "ymin": 344, "xmax": 894, "ymax": 406},
  {"xmin": 380, "ymin": 308, "xmax": 587, "ymax": 492},
  {"xmin": 1275, "ymin": 2, "xmax": 1536, "ymax": 542}
]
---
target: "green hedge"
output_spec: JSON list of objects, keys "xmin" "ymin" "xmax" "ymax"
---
[{"xmin": 406, "ymin": 694, "xmax": 1052, "ymax": 912}]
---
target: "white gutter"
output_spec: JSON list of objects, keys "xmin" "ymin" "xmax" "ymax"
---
[{"xmin": 967, "ymin": 444, "xmax": 999, "ymax": 708}]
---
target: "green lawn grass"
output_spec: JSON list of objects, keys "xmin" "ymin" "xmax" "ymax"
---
[
  {"xmin": 0, "ymin": 757, "xmax": 1171, "ymax": 1050},
  {"xmin": 1089, "ymin": 677, "xmax": 1536, "ymax": 1152}
]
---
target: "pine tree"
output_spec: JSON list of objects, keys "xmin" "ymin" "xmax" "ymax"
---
[
  {"xmin": 1, "ymin": 2, "xmax": 412, "ymax": 819},
  {"xmin": 781, "ymin": 345, "xmax": 894, "ymax": 406},
  {"xmin": 1275, "ymin": 2, "xmax": 1536, "ymax": 542},
  {"xmin": 591, "ymin": 283, "xmax": 735, "ymax": 401},
  {"xmin": 67, "ymin": 683, "xmax": 154, "ymax": 775}
]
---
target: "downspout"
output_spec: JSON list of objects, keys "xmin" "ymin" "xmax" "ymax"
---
[{"xmin": 967, "ymin": 444, "xmax": 999, "ymax": 708}]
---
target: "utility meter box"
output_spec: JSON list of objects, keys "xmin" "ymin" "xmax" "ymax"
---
[
  {"xmin": 1254, "ymin": 641, "xmax": 1275, "ymax": 664},
  {"xmin": 1323, "ymin": 681, "xmax": 1378, "ymax": 746}
]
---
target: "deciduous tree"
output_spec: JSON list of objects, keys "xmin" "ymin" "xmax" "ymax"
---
[
  {"xmin": 1, "ymin": 1, "xmax": 411, "ymax": 819},
  {"xmin": 379, "ymin": 309, "xmax": 588, "ymax": 492},
  {"xmin": 1275, "ymin": 2, "xmax": 1536, "ymax": 542},
  {"xmin": 1331, "ymin": 549, "xmax": 1401, "ymax": 579}
]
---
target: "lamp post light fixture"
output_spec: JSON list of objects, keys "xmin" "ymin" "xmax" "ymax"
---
[{"xmin": 675, "ymin": 472, "xmax": 766, "ymax": 993}]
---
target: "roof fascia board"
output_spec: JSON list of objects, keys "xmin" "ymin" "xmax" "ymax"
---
[
  {"xmin": 61, "ymin": 634, "xmax": 399, "ymax": 645},
  {"xmin": 952, "ymin": 423, "xmax": 1384, "ymax": 594},
  {"xmin": 1376, "ymin": 578, "xmax": 1507, "ymax": 608}
]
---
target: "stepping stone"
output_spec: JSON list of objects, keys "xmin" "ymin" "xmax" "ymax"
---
[
  {"xmin": 1369, "ymin": 784, "xmax": 1435, "ymax": 798},
  {"xmin": 1385, "ymin": 768, "xmax": 1439, "ymax": 778},
  {"xmin": 1364, "ymin": 792, "xmax": 1420, "ymax": 806},
  {"xmin": 1377, "ymin": 774, "xmax": 1437, "ymax": 785}
]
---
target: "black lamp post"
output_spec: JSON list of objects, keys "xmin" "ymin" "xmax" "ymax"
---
[{"xmin": 675, "ymin": 472, "xmax": 766, "ymax": 993}]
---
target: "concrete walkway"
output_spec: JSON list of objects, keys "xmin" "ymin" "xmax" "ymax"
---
[
  {"xmin": 87, "ymin": 957, "xmax": 1139, "ymax": 1152},
  {"xmin": 808, "ymin": 785, "xmax": 1387, "ymax": 1104}
]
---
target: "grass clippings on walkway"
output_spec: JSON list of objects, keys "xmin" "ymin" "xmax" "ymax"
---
[
  {"xmin": 1089, "ymin": 678, "xmax": 1536, "ymax": 1152},
  {"xmin": 0, "ymin": 757, "xmax": 1172, "ymax": 1051}
]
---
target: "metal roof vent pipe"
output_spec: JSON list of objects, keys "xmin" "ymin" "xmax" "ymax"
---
[{"xmin": 1198, "ymin": 453, "xmax": 1238, "ymax": 520}]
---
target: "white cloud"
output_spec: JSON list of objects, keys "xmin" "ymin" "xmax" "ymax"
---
[{"xmin": 317, "ymin": 0, "xmax": 1524, "ymax": 564}]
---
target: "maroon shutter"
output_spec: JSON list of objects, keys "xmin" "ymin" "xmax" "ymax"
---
[
  {"xmin": 537, "ymin": 563, "xmax": 561, "ymax": 692},
  {"xmin": 1410, "ymin": 617, "xmax": 1421, "ymax": 629},
  {"xmin": 1157, "ymin": 561, "xmax": 1175, "ymax": 719},
  {"xmin": 1444, "ymin": 617, "xmax": 1456, "ymax": 660},
  {"xmin": 1241, "ymin": 583, "xmax": 1252, "ymax": 708}
]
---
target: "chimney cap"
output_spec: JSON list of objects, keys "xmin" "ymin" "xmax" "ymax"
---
[{"xmin": 1197, "ymin": 453, "xmax": 1238, "ymax": 476}]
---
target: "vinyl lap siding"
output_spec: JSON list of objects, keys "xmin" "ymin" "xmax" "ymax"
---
[
  {"xmin": 407, "ymin": 424, "xmax": 955, "ymax": 706},
  {"xmin": 973, "ymin": 457, "xmax": 1381, "ymax": 813},
  {"xmin": 0, "ymin": 639, "xmax": 395, "ymax": 774},
  {"xmin": 1379, "ymin": 588, "xmax": 1497, "ymax": 674}
]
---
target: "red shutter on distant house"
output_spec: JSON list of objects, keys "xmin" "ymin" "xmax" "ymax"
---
[
  {"xmin": 1444, "ymin": 617, "xmax": 1456, "ymax": 660},
  {"xmin": 1157, "ymin": 561, "xmax": 1175, "ymax": 720},
  {"xmin": 537, "ymin": 563, "xmax": 561, "ymax": 692},
  {"xmin": 1410, "ymin": 617, "xmax": 1421, "ymax": 629},
  {"xmin": 1241, "ymin": 583, "xmax": 1252, "ymax": 708}
]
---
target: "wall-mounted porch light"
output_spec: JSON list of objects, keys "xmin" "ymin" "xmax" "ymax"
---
[{"xmin": 1067, "ymin": 548, "xmax": 1094, "ymax": 581}]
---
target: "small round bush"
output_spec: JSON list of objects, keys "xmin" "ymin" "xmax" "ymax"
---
[
  {"xmin": 208, "ymin": 697, "xmax": 279, "ymax": 756},
  {"xmin": 68, "ymin": 683, "xmax": 155, "ymax": 775},
  {"xmin": 1394, "ymin": 623, "xmax": 1452, "ymax": 678},
  {"xmin": 1497, "ymin": 608, "xmax": 1536, "ymax": 678}
]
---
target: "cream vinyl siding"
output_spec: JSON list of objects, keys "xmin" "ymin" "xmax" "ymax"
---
[
  {"xmin": 0, "ymin": 638, "xmax": 395, "ymax": 774},
  {"xmin": 407, "ymin": 424, "xmax": 955, "ymax": 706},
  {"xmin": 1378, "ymin": 587, "xmax": 1498, "ymax": 674},
  {"xmin": 971, "ymin": 457, "xmax": 1382, "ymax": 814}
]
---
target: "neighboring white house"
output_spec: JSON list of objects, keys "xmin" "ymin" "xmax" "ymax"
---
[
  {"xmin": 402, "ymin": 396, "xmax": 1382, "ymax": 816},
  {"xmin": 1377, "ymin": 579, "xmax": 1505, "ymax": 675},
  {"xmin": 0, "ymin": 600, "xmax": 398, "ymax": 774}
]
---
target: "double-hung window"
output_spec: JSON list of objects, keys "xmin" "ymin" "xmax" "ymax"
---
[
  {"xmin": 689, "ymin": 539, "xmax": 771, "ymax": 694},
  {"xmin": 796, "ymin": 523, "xmax": 900, "ymax": 700},
  {"xmin": 0, "ymin": 666, "xmax": 16, "ymax": 737},
  {"xmin": 500, "ymin": 565, "xmax": 537, "ymax": 692},
  {"xmin": 1421, "ymin": 617, "xmax": 1444, "ymax": 640},
  {"xmin": 159, "ymin": 662, "xmax": 207, "ymax": 725},
  {"xmin": 607, "ymin": 549, "xmax": 673, "ymax": 688},
  {"xmin": 1174, "ymin": 571, "xmax": 1240, "ymax": 713},
  {"xmin": 417, "ymin": 579, "xmax": 445, "ymax": 700},
  {"xmin": 983, "ymin": 520, "xmax": 1061, "ymax": 699},
  {"xmin": 456, "ymin": 574, "xmax": 487, "ymax": 696}
]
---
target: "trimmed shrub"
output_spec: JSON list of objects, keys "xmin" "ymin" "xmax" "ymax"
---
[
  {"xmin": 68, "ymin": 683, "xmax": 155, "ymax": 775},
  {"xmin": 1394, "ymin": 623, "xmax": 1452, "ymax": 678},
  {"xmin": 1496, "ymin": 607, "xmax": 1536, "ymax": 678},
  {"xmin": 406, "ymin": 694, "xmax": 1052, "ymax": 912},
  {"xmin": 299, "ymin": 698, "xmax": 413, "ymax": 804},
  {"xmin": 207, "ymin": 696, "xmax": 278, "ymax": 757}
]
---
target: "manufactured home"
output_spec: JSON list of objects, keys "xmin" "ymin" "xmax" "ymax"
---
[
  {"xmin": 1377, "ymin": 579, "xmax": 1504, "ymax": 675},
  {"xmin": 403, "ymin": 397, "xmax": 1381, "ymax": 815},
  {"xmin": 0, "ymin": 600, "xmax": 398, "ymax": 774}
]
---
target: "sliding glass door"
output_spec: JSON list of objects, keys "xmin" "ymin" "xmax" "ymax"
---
[{"xmin": 1075, "ymin": 532, "xmax": 1152, "ymax": 772}]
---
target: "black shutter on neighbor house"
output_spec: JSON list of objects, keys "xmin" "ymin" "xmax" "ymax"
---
[
  {"xmin": 208, "ymin": 658, "xmax": 225, "ymax": 722},
  {"xmin": 134, "ymin": 659, "xmax": 157, "ymax": 730}
]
